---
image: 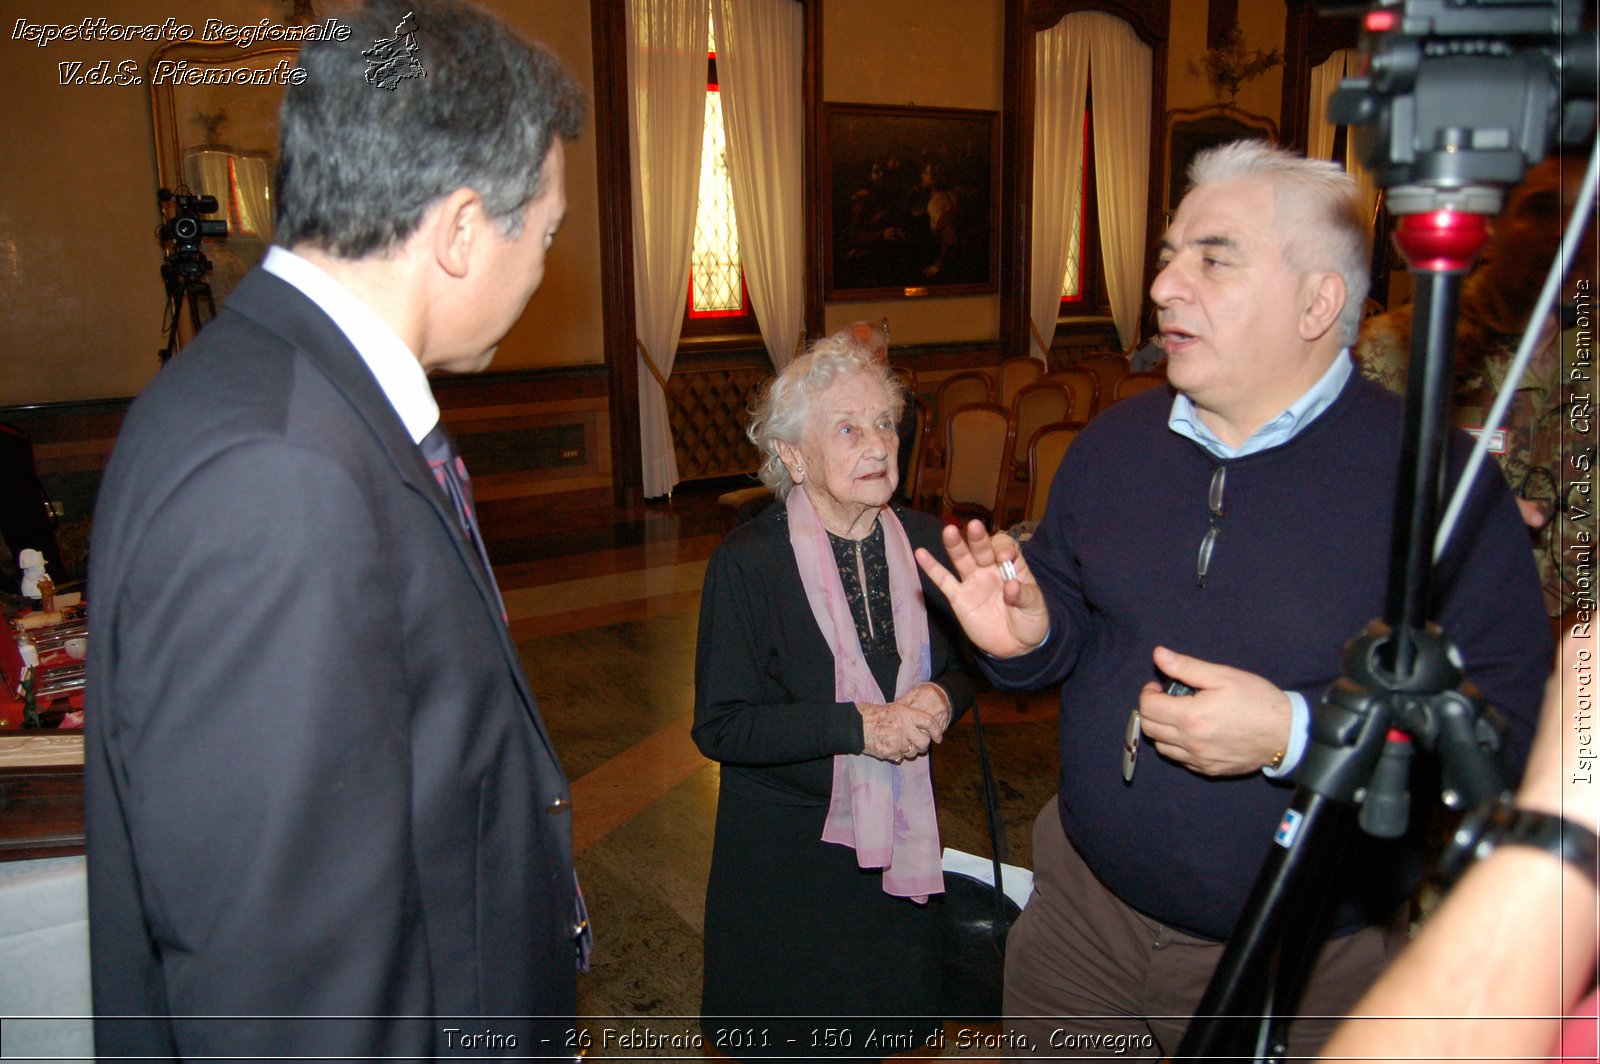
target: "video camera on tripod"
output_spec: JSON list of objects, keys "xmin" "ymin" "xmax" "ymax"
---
[
  {"xmin": 1179, "ymin": 1, "xmax": 1596, "ymax": 1060},
  {"xmin": 156, "ymin": 186, "xmax": 229, "ymax": 364}
]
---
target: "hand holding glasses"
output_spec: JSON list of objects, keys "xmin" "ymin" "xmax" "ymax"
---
[{"xmin": 1123, "ymin": 677, "xmax": 1195, "ymax": 784}]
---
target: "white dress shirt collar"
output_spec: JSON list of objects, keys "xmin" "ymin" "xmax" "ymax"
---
[{"xmin": 261, "ymin": 246, "xmax": 439, "ymax": 444}]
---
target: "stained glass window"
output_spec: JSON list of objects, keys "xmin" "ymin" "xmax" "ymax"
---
[
  {"xmin": 689, "ymin": 81, "xmax": 747, "ymax": 317},
  {"xmin": 1061, "ymin": 112, "xmax": 1090, "ymax": 303},
  {"xmin": 687, "ymin": 10, "xmax": 752, "ymax": 325}
]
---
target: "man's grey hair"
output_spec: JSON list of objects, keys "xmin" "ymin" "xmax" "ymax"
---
[
  {"xmin": 1188, "ymin": 140, "xmax": 1371, "ymax": 345},
  {"xmin": 748, "ymin": 335, "xmax": 906, "ymax": 500},
  {"xmin": 274, "ymin": 0, "xmax": 585, "ymax": 258}
]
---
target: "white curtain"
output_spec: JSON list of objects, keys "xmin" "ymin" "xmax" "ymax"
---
[
  {"xmin": 1306, "ymin": 51, "xmax": 1344, "ymax": 162},
  {"xmin": 183, "ymin": 150, "xmax": 272, "ymax": 239},
  {"xmin": 627, "ymin": 0, "xmax": 709, "ymax": 498},
  {"xmin": 1028, "ymin": 19, "xmax": 1089, "ymax": 363},
  {"xmin": 1084, "ymin": 12, "xmax": 1151, "ymax": 352},
  {"xmin": 712, "ymin": 0, "xmax": 804, "ymax": 371}
]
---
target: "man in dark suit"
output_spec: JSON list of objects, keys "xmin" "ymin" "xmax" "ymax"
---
[{"xmin": 85, "ymin": 2, "xmax": 586, "ymax": 1056}]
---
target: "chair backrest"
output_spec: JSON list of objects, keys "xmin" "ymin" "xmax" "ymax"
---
[
  {"xmin": 1044, "ymin": 367, "xmax": 1098, "ymax": 421},
  {"xmin": 1025, "ymin": 421, "xmax": 1085, "ymax": 523},
  {"xmin": 942, "ymin": 402, "xmax": 1013, "ymax": 526},
  {"xmin": 931, "ymin": 371, "xmax": 995, "ymax": 461},
  {"xmin": 1113, "ymin": 371, "xmax": 1169, "ymax": 403},
  {"xmin": 900, "ymin": 394, "xmax": 932, "ymax": 505},
  {"xmin": 889, "ymin": 364, "xmax": 917, "ymax": 399},
  {"xmin": 997, "ymin": 356, "xmax": 1043, "ymax": 410},
  {"xmin": 1077, "ymin": 353, "xmax": 1131, "ymax": 406},
  {"xmin": 1009, "ymin": 381, "xmax": 1074, "ymax": 475},
  {"xmin": 935, "ymin": 371, "xmax": 993, "ymax": 421}
]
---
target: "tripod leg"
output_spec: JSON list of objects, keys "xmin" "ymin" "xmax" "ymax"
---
[{"xmin": 161, "ymin": 288, "xmax": 183, "ymax": 364}]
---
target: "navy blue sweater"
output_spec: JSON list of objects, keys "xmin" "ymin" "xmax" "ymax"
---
[{"xmin": 986, "ymin": 372, "xmax": 1551, "ymax": 940}]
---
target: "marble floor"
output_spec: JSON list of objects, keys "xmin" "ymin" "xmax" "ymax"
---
[{"xmin": 480, "ymin": 481, "xmax": 1064, "ymax": 1058}]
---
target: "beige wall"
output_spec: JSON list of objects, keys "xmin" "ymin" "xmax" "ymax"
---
[
  {"xmin": 820, "ymin": 0, "xmax": 1004, "ymax": 349},
  {"xmin": 480, "ymin": 1, "xmax": 605, "ymax": 372},
  {"xmin": 1166, "ymin": 0, "xmax": 1287, "ymax": 119},
  {"xmin": 0, "ymin": 1, "xmax": 601, "ymax": 407}
]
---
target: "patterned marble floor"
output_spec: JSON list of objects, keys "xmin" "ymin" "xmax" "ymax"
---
[{"xmin": 480, "ymin": 483, "xmax": 1064, "ymax": 1059}]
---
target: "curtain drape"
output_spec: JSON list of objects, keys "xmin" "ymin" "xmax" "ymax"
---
[
  {"xmin": 1310, "ymin": 50, "xmax": 1381, "ymax": 235},
  {"xmin": 1083, "ymin": 12, "xmax": 1151, "ymax": 352},
  {"xmin": 1028, "ymin": 20, "xmax": 1089, "ymax": 364},
  {"xmin": 184, "ymin": 150, "xmax": 272, "ymax": 239},
  {"xmin": 712, "ymin": 0, "xmax": 804, "ymax": 371},
  {"xmin": 1307, "ymin": 51, "xmax": 1344, "ymax": 162},
  {"xmin": 627, "ymin": 0, "xmax": 709, "ymax": 498}
]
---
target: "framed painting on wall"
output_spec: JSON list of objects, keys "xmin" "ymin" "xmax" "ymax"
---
[{"xmin": 822, "ymin": 103, "xmax": 1000, "ymax": 301}]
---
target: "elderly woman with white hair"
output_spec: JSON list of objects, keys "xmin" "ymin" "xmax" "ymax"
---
[{"xmin": 692, "ymin": 334, "xmax": 975, "ymax": 1058}]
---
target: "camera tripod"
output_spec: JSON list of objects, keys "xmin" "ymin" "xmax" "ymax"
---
[{"xmin": 159, "ymin": 253, "xmax": 216, "ymax": 365}]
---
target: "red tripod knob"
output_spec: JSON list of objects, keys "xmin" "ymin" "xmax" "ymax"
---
[{"xmin": 1392, "ymin": 210, "xmax": 1491, "ymax": 273}]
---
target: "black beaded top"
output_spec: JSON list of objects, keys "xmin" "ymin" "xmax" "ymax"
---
[{"xmin": 826, "ymin": 518, "xmax": 898, "ymax": 659}]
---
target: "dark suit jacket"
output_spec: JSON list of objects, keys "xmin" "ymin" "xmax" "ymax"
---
[{"xmin": 85, "ymin": 269, "xmax": 578, "ymax": 1059}]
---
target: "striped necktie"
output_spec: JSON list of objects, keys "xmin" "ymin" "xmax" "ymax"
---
[{"xmin": 419, "ymin": 421, "xmax": 506, "ymax": 620}]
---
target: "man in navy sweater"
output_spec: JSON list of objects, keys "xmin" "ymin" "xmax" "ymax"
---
[{"xmin": 917, "ymin": 141, "xmax": 1551, "ymax": 1057}]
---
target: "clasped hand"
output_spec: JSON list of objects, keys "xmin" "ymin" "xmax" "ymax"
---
[
  {"xmin": 859, "ymin": 683, "xmax": 951, "ymax": 763},
  {"xmin": 914, "ymin": 520, "xmax": 1049, "ymax": 658}
]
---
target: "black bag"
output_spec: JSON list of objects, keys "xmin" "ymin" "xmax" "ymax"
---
[{"xmin": 939, "ymin": 699, "xmax": 1024, "ymax": 1023}]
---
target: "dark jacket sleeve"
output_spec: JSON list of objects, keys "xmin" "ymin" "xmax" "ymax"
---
[
  {"xmin": 691, "ymin": 527, "xmax": 868, "ymax": 770},
  {"xmin": 89, "ymin": 441, "xmax": 436, "ymax": 1058}
]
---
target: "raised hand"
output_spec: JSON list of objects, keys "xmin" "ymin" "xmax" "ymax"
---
[{"xmin": 914, "ymin": 520, "xmax": 1050, "ymax": 658}]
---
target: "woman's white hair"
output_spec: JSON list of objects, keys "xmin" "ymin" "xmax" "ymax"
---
[
  {"xmin": 747, "ymin": 334, "xmax": 905, "ymax": 500},
  {"xmin": 1188, "ymin": 140, "xmax": 1372, "ymax": 345}
]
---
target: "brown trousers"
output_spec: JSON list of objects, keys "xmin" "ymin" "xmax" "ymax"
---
[{"xmin": 1001, "ymin": 800, "xmax": 1407, "ymax": 1060}]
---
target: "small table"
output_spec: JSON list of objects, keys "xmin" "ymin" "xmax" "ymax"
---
[{"xmin": 0, "ymin": 733, "xmax": 84, "ymax": 862}]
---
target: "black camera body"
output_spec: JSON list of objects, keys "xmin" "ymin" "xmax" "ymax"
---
[
  {"xmin": 1329, "ymin": 0, "xmax": 1595, "ymax": 202},
  {"xmin": 158, "ymin": 189, "xmax": 229, "ymax": 252}
]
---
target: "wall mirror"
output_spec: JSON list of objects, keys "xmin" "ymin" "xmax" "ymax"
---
[{"xmin": 149, "ymin": 41, "xmax": 300, "ymax": 311}]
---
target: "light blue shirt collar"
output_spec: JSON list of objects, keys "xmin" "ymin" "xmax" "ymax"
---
[
  {"xmin": 261, "ymin": 246, "xmax": 440, "ymax": 445},
  {"xmin": 1168, "ymin": 350, "xmax": 1353, "ymax": 460}
]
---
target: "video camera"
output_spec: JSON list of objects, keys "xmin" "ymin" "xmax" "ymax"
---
[
  {"xmin": 158, "ymin": 188, "xmax": 229, "ymax": 253},
  {"xmin": 1329, "ymin": 0, "xmax": 1595, "ymax": 209},
  {"xmin": 156, "ymin": 187, "xmax": 226, "ymax": 362}
]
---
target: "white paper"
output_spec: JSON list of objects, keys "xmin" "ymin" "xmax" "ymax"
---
[{"xmin": 942, "ymin": 847, "xmax": 1034, "ymax": 911}]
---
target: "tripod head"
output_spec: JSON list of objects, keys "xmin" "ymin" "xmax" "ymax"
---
[{"xmin": 1330, "ymin": 0, "xmax": 1595, "ymax": 217}]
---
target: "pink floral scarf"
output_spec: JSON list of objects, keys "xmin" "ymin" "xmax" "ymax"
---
[{"xmin": 787, "ymin": 487, "xmax": 943, "ymax": 902}]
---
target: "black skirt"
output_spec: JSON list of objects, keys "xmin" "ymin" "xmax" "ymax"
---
[{"xmin": 700, "ymin": 785, "xmax": 943, "ymax": 1061}]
